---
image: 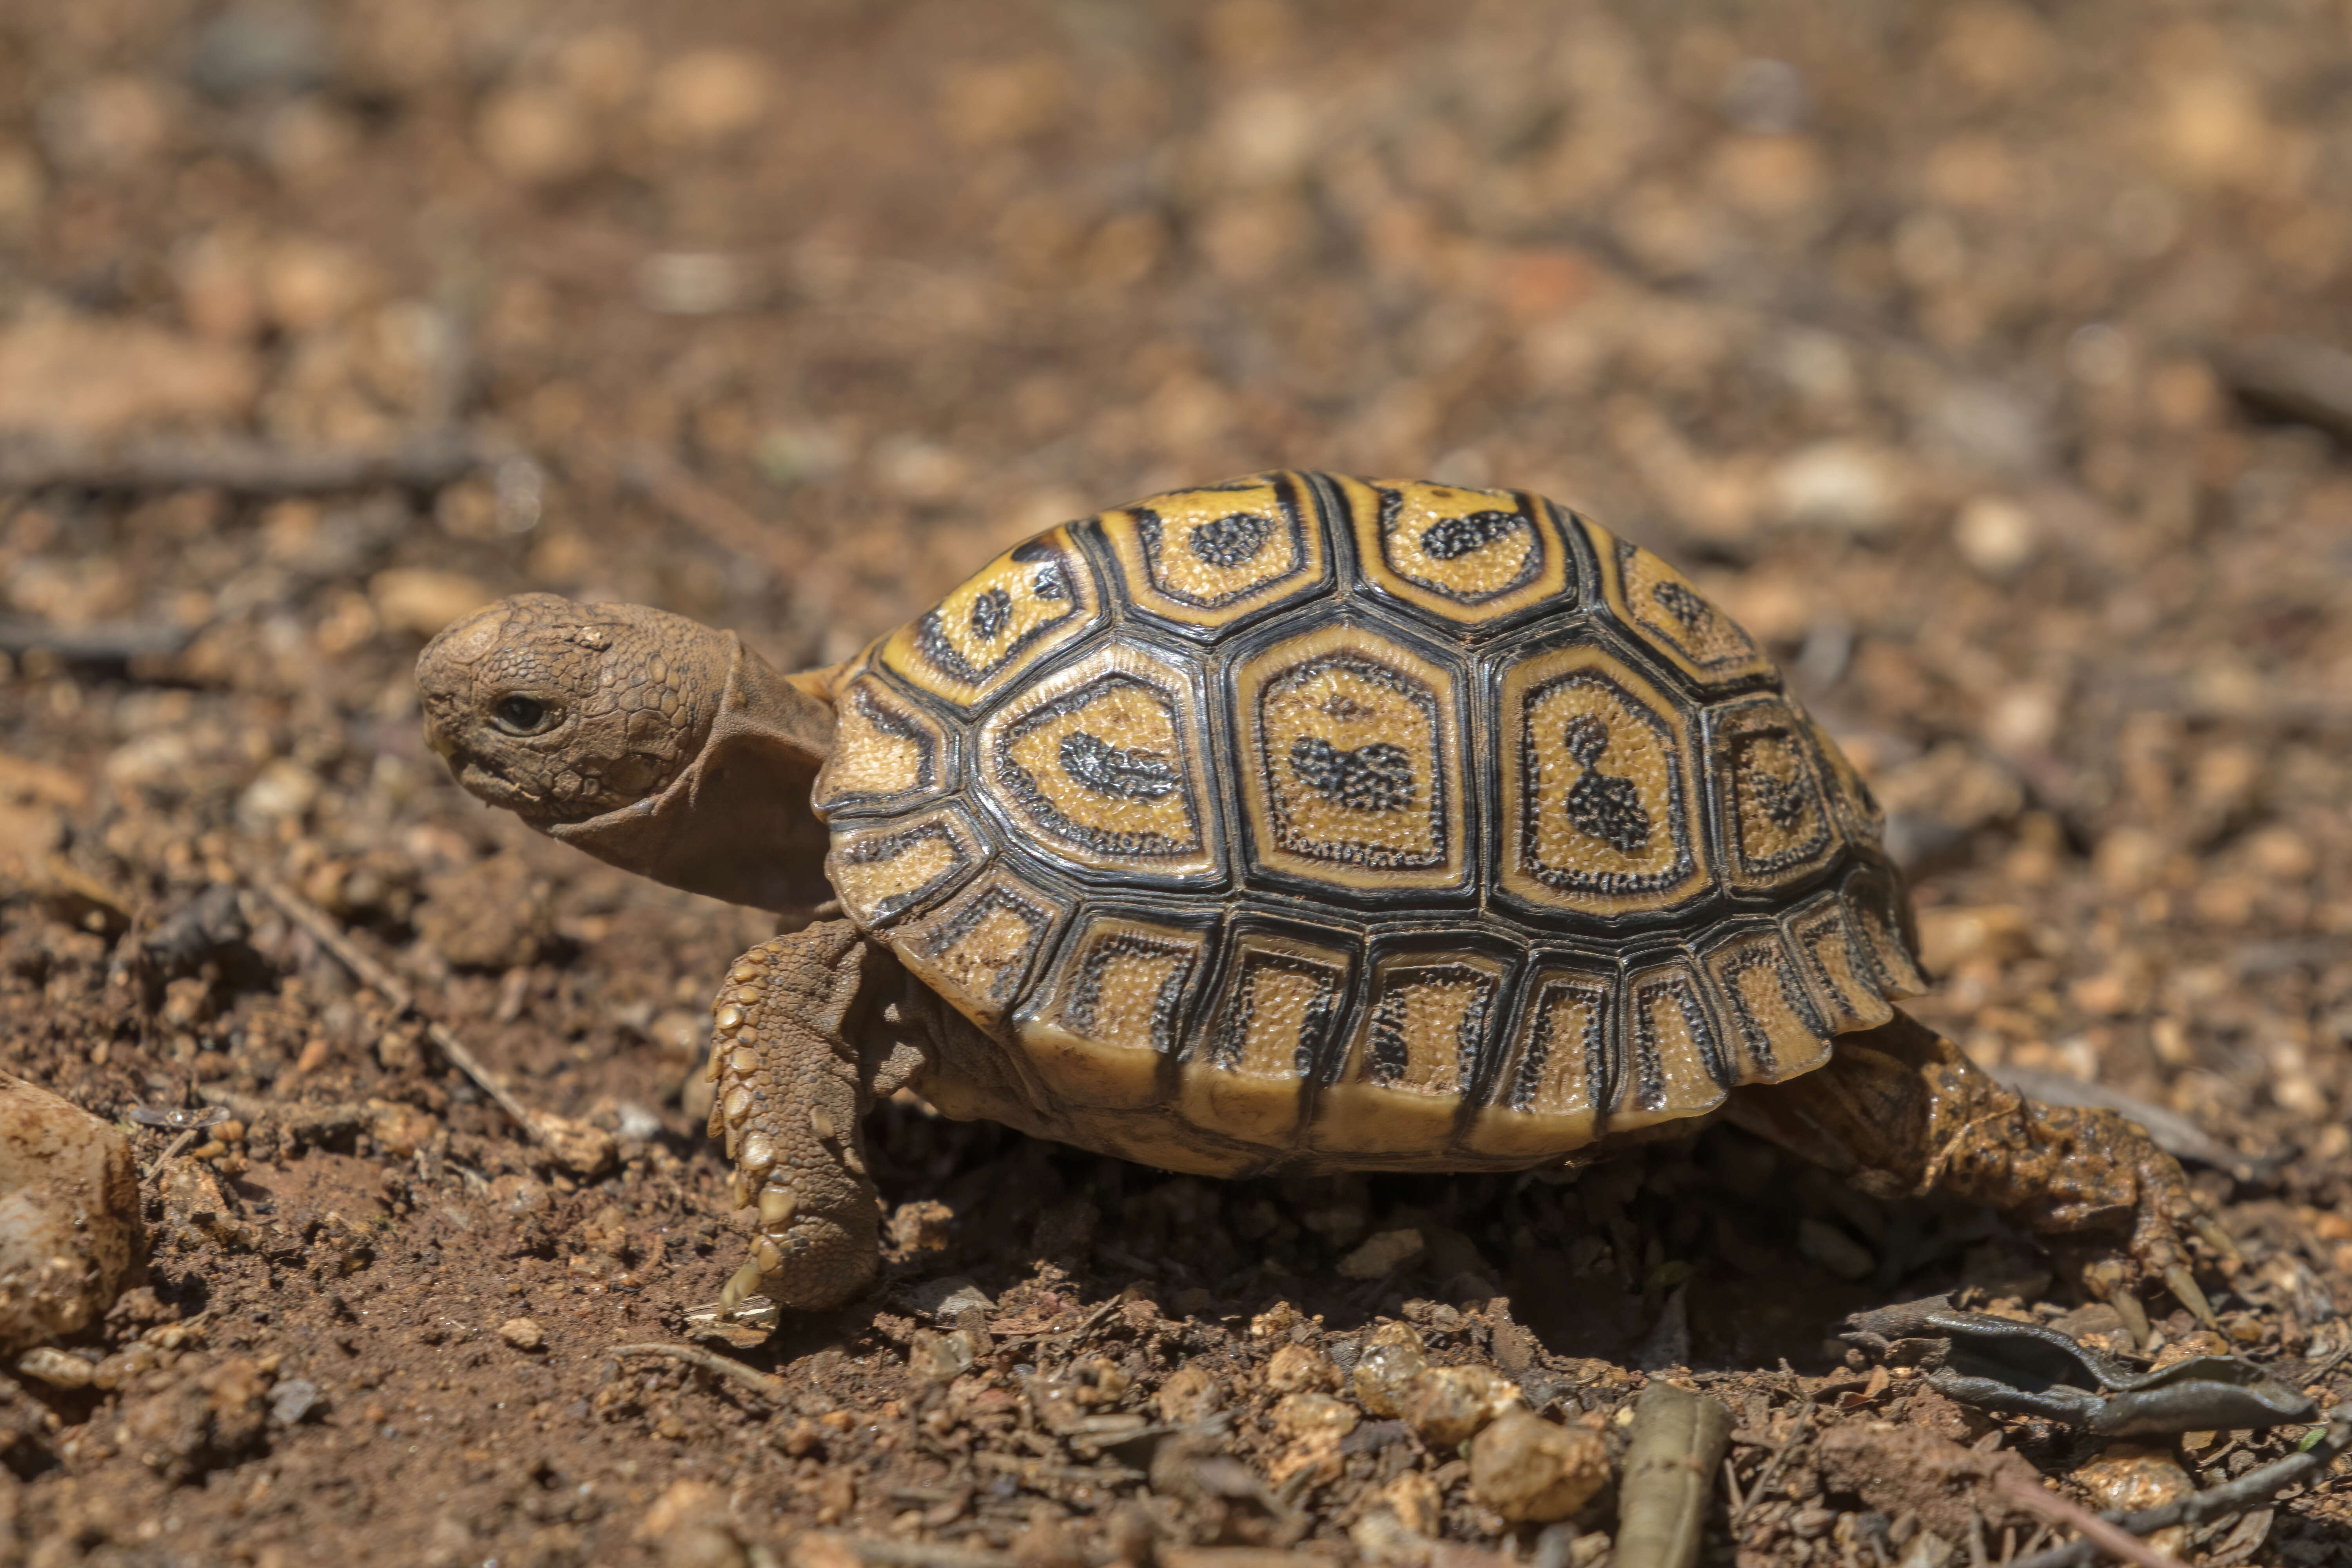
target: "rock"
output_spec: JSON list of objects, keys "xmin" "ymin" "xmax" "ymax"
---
[
  {"xmin": 371, "ymin": 568, "xmax": 495, "ymax": 638},
  {"xmin": 259, "ymin": 236, "xmax": 377, "ymax": 332},
  {"xmin": 2073, "ymin": 1445, "xmax": 2194, "ymax": 1559},
  {"xmin": 1952, "ymin": 496, "xmax": 2040, "ymax": 577},
  {"xmin": 1263, "ymin": 1342, "xmax": 1339, "ymax": 1393},
  {"xmin": 477, "ymin": 86, "xmax": 598, "ymax": 186},
  {"xmin": 1156, "ymin": 1364, "xmax": 1223, "ymax": 1423},
  {"xmin": 1402, "ymin": 1363, "xmax": 1521, "ymax": 1447},
  {"xmin": 1352, "ymin": 1323, "xmax": 1432, "ymax": 1417},
  {"xmin": 268, "ymin": 1377, "xmax": 323, "ymax": 1426},
  {"xmin": 1768, "ymin": 439, "xmax": 1909, "ymax": 534},
  {"xmin": 908, "ymin": 1328, "xmax": 980, "ymax": 1383},
  {"xmin": 0, "ymin": 1073, "xmax": 143, "ymax": 1353},
  {"xmin": 645, "ymin": 51, "xmax": 774, "ymax": 149},
  {"xmin": 1470, "ymin": 1409, "xmax": 1610, "ymax": 1522},
  {"xmin": 531, "ymin": 1114, "xmax": 618, "ymax": 1180},
  {"xmin": 13, "ymin": 1346, "xmax": 96, "ymax": 1388},
  {"xmin": 497, "ymin": 1316, "xmax": 546, "ymax": 1350},
  {"xmin": 0, "ymin": 314, "xmax": 259, "ymax": 442},
  {"xmin": 637, "ymin": 1479, "xmax": 748, "ymax": 1568},
  {"xmin": 1339, "ymin": 1226, "xmax": 1426, "ymax": 1279},
  {"xmin": 38, "ymin": 75, "xmax": 176, "ymax": 174}
]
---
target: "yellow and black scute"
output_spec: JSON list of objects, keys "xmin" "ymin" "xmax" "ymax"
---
[{"xmin": 807, "ymin": 473, "xmax": 1925, "ymax": 1174}]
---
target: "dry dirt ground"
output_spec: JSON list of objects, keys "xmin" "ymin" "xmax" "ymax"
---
[{"xmin": 3, "ymin": 0, "xmax": 2352, "ymax": 1564}]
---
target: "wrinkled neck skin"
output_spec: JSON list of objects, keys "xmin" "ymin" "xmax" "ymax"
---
[{"xmin": 537, "ymin": 637, "xmax": 839, "ymax": 916}]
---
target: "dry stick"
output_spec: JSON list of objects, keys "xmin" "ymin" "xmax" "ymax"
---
[
  {"xmin": 246, "ymin": 870, "xmax": 546, "ymax": 1143},
  {"xmin": 1615, "ymin": 1381, "xmax": 1735, "ymax": 1568},
  {"xmin": 607, "ymin": 1342, "xmax": 785, "ymax": 1402},
  {"xmin": 139, "ymin": 1127, "xmax": 201, "ymax": 1181},
  {"xmin": 621, "ymin": 445, "xmax": 809, "ymax": 575},
  {"xmin": 831, "ymin": 1538, "xmax": 1015, "ymax": 1568},
  {"xmin": 2005, "ymin": 1402, "xmax": 2352, "ymax": 1568},
  {"xmin": 1733, "ymin": 1398, "xmax": 1814, "ymax": 1526},
  {"xmin": 0, "ymin": 430, "xmax": 499, "ymax": 492},
  {"xmin": 1996, "ymin": 1477, "xmax": 2186, "ymax": 1568}
]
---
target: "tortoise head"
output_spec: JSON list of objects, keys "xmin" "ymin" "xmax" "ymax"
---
[
  {"xmin": 416, "ymin": 595, "xmax": 840, "ymax": 913},
  {"xmin": 416, "ymin": 594, "xmax": 733, "ymax": 824}
]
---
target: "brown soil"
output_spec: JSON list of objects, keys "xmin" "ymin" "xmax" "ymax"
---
[{"xmin": 2, "ymin": 1, "xmax": 2350, "ymax": 1564}]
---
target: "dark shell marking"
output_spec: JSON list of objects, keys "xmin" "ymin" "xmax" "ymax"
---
[{"xmin": 819, "ymin": 471, "xmax": 1920, "ymax": 1167}]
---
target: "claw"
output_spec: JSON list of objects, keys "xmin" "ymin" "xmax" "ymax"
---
[
  {"xmin": 2165, "ymin": 1264, "xmax": 2220, "ymax": 1332},
  {"xmin": 718, "ymin": 1255, "xmax": 764, "ymax": 1312},
  {"xmin": 2194, "ymin": 1215, "xmax": 2243, "ymax": 1266},
  {"xmin": 2085, "ymin": 1259, "xmax": 2155, "ymax": 1350}
]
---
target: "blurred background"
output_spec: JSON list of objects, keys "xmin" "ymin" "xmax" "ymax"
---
[
  {"xmin": 5, "ymin": 0, "xmax": 2348, "ymax": 1102},
  {"xmin": 3, "ymin": 0, "xmax": 2351, "ymax": 1559}
]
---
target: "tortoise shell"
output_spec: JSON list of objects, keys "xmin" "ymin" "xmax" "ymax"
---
[{"xmin": 808, "ymin": 471, "xmax": 1926, "ymax": 1171}]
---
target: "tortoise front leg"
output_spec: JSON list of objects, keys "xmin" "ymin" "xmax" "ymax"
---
[
  {"xmin": 1724, "ymin": 1010, "xmax": 2217, "ymax": 1336},
  {"xmin": 705, "ymin": 919, "xmax": 925, "ymax": 1312}
]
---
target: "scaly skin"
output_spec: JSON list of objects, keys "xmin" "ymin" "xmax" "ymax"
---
[
  {"xmin": 417, "ymin": 593, "xmax": 731, "ymax": 824},
  {"xmin": 1726, "ymin": 1011, "xmax": 2212, "ymax": 1328}
]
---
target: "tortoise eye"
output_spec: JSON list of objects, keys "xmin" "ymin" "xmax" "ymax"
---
[{"xmin": 491, "ymin": 694, "xmax": 554, "ymax": 735}]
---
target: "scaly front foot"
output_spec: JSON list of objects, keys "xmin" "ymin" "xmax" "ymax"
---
[{"xmin": 704, "ymin": 921, "xmax": 886, "ymax": 1314}]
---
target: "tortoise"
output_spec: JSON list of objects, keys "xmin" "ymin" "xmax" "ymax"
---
[{"xmin": 417, "ymin": 470, "xmax": 2216, "ymax": 1329}]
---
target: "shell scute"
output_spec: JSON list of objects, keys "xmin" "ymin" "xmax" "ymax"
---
[{"xmin": 823, "ymin": 471, "xmax": 1924, "ymax": 1170}]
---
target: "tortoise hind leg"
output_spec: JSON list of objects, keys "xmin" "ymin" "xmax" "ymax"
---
[
  {"xmin": 1724, "ymin": 1009, "xmax": 2217, "ymax": 1336},
  {"xmin": 705, "ymin": 919, "xmax": 925, "ymax": 1313}
]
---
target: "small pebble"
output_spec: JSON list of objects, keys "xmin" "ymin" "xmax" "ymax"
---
[
  {"xmin": 497, "ymin": 1316, "xmax": 546, "ymax": 1350},
  {"xmin": 1352, "ymin": 1323, "xmax": 1431, "ymax": 1417},
  {"xmin": 1403, "ymin": 1363, "xmax": 1521, "ymax": 1447},
  {"xmin": 1470, "ymin": 1408, "xmax": 1611, "ymax": 1523}
]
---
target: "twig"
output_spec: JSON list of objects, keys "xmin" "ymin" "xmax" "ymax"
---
[
  {"xmin": 607, "ymin": 1342, "xmax": 785, "ymax": 1402},
  {"xmin": 817, "ymin": 1537, "xmax": 1013, "ymax": 1568},
  {"xmin": 621, "ymin": 445, "xmax": 807, "ymax": 575},
  {"xmin": 139, "ymin": 1127, "xmax": 201, "ymax": 1180},
  {"xmin": 1996, "ymin": 1476, "xmax": 2185, "ymax": 1568},
  {"xmin": 1615, "ymin": 1381, "xmax": 1734, "ymax": 1568},
  {"xmin": 246, "ymin": 869, "xmax": 545, "ymax": 1143},
  {"xmin": 0, "ymin": 430, "xmax": 501, "ymax": 493},
  {"xmin": 2006, "ymin": 1402, "xmax": 2352, "ymax": 1568},
  {"xmin": 1733, "ymin": 1398, "xmax": 1813, "ymax": 1526},
  {"xmin": 2210, "ymin": 335, "xmax": 2352, "ymax": 442}
]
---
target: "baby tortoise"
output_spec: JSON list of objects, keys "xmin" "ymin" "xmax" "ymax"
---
[{"xmin": 418, "ymin": 471, "xmax": 2220, "ymax": 1332}]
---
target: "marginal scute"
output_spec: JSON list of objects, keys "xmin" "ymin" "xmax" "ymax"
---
[
  {"xmin": 1467, "ymin": 958, "xmax": 1618, "ymax": 1158},
  {"xmin": 1585, "ymin": 519, "xmax": 1776, "ymax": 690},
  {"xmin": 811, "ymin": 668, "xmax": 948, "ymax": 817},
  {"xmin": 1697, "ymin": 926, "xmax": 1833, "ymax": 1084},
  {"xmin": 1236, "ymin": 623, "xmax": 1466, "ymax": 893},
  {"xmin": 1785, "ymin": 890, "xmax": 1895, "ymax": 1034},
  {"xmin": 975, "ymin": 642, "xmax": 1218, "ymax": 880},
  {"xmin": 1180, "ymin": 928, "xmax": 1353, "ymax": 1145},
  {"xmin": 895, "ymin": 871, "xmax": 1067, "ymax": 1031},
  {"xmin": 1706, "ymin": 694, "xmax": 1842, "ymax": 892},
  {"xmin": 824, "ymin": 805, "xmax": 987, "ymax": 929},
  {"xmin": 1840, "ymin": 863, "xmax": 1929, "ymax": 999},
  {"xmin": 1314, "ymin": 949, "xmax": 1509, "ymax": 1157},
  {"xmin": 1334, "ymin": 474, "xmax": 1573, "ymax": 626},
  {"xmin": 1613, "ymin": 956, "xmax": 1731, "ymax": 1131},
  {"xmin": 879, "ymin": 526, "xmax": 1101, "ymax": 708},
  {"xmin": 1498, "ymin": 641, "xmax": 1710, "ymax": 918},
  {"xmin": 1095, "ymin": 471, "xmax": 1327, "ymax": 633},
  {"xmin": 1016, "ymin": 912, "xmax": 1210, "ymax": 1109}
]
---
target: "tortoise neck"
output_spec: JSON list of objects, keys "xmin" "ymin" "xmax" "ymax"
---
[{"xmin": 538, "ymin": 637, "xmax": 840, "ymax": 914}]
